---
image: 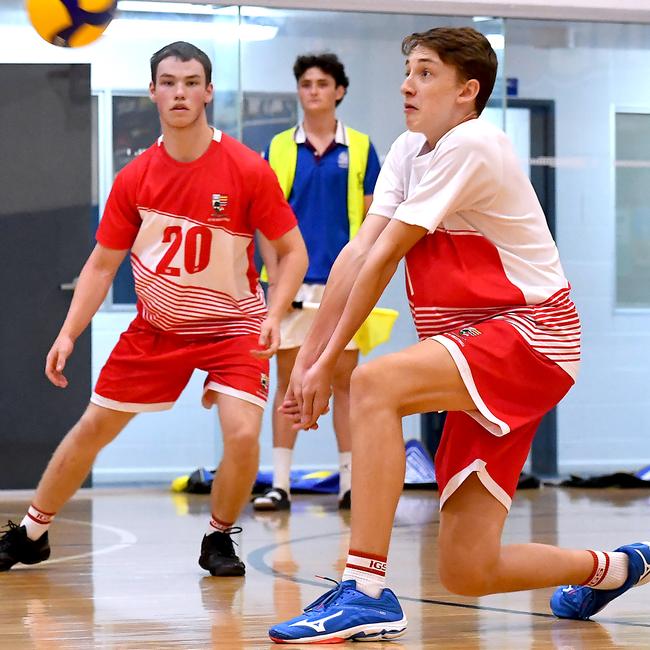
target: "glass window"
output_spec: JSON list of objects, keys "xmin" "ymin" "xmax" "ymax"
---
[
  {"xmin": 113, "ymin": 95, "xmax": 159, "ymax": 173},
  {"xmin": 502, "ymin": 18, "xmax": 650, "ymax": 474},
  {"xmin": 615, "ymin": 110, "xmax": 650, "ymax": 307},
  {"xmin": 242, "ymin": 91, "xmax": 298, "ymax": 152},
  {"xmin": 240, "ymin": 8, "xmax": 504, "ymax": 160}
]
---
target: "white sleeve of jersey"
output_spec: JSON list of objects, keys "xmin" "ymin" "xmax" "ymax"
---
[
  {"xmin": 393, "ymin": 131, "xmax": 500, "ymax": 233},
  {"xmin": 367, "ymin": 133, "xmax": 409, "ymax": 218}
]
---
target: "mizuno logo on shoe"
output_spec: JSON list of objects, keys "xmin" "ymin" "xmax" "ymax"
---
[
  {"xmin": 289, "ymin": 610, "xmax": 344, "ymax": 633},
  {"xmin": 633, "ymin": 548, "xmax": 650, "ymax": 585}
]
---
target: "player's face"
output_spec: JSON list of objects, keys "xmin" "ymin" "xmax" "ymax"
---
[
  {"xmin": 401, "ymin": 46, "xmax": 477, "ymax": 142},
  {"xmin": 297, "ymin": 67, "xmax": 344, "ymax": 114},
  {"xmin": 149, "ymin": 57, "xmax": 213, "ymax": 129}
]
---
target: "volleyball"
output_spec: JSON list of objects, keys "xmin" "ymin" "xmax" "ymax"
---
[{"xmin": 26, "ymin": 0, "xmax": 117, "ymax": 48}]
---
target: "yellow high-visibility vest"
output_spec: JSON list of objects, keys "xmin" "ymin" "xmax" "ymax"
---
[
  {"xmin": 267, "ymin": 125, "xmax": 371, "ymax": 241},
  {"xmin": 263, "ymin": 128, "xmax": 398, "ymax": 355}
]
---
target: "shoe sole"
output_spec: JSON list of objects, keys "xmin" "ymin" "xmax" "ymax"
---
[
  {"xmin": 207, "ymin": 567, "xmax": 245, "ymax": 577},
  {"xmin": 198, "ymin": 558, "xmax": 246, "ymax": 577},
  {"xmin": 253, "ymin": 500, "xmax": 290, "ymax": 512},
  {"xmin": 0, "ymin": 549, "xmax": 50, "ymax": 571},
  {"xmin": 269, "ymin": 617, "xmax": 408, "ymax": 644}
]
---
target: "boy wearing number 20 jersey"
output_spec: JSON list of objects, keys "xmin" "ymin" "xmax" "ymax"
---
[
  {"xmin": 94, "ymin": 128, "xmax": 297, "ymax": 410},
  {"xmin": 0, "ymin": 41, "xmax": 307, "ymax": 579}
]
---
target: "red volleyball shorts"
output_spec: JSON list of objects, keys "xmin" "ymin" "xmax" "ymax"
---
[
  {"xmin": 92, "ymin": 319, "xmax": 269, "ymax": 413},
  {"xmin": 432, "ymin": 319, "xmax": 577, "ymax": 511}
]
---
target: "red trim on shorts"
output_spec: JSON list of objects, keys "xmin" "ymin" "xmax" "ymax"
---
[{"xmin": 345, "ymin": 563, "xmax": 386, "ymax": 576}]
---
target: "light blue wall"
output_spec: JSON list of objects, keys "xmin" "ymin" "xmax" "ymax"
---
[
  {"xmin": 90, "ymin": 10, "xmax": 433, "ymax": 483},
  {"xmin": 506, "ymin": 28, "xmax": 650, "ymax": 473},
  {"xmin": 92, "ymin": 18, "xmax": 650, "ymax": 481},
  {"xmin": 4, "ymin": 1, "xmax": 649, "ymax": 482}
]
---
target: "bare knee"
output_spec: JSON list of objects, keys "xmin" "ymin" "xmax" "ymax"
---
[
  {"xmin": 67, "ymin": 405, "xmax": 130, "ymax": 452},
  {"xmin": 275, "ymin": 366, "xmax": 291, "ymax": 399},
  {"xmin": 274, "ymin": 379, "xmax": 290, "ymax": 405},
  {"xmin": 332, "ymin": 373, "xmax": 351, "ymax": 396},
  {"xmin": 437, "ymin": 472, "xmax": 508, "ymax": 596},
  {"xmin": 333, "ymin": 356, "xmax": 357, "ymax": 395},
  {"xmin": 438, "ymin": 560, "xmax": 495, "ymax": 597},
  {"xmin": 350, "ymin": 363, "xmax": 387, "ymax": 410},
  {"xmin": 275, "ymin": 349, "xmax": 298, "ymax": 393},
  {"xmin": 223, "ymin": 427, "xmax": 259, "ymax": 465},
  {"xmin": 438, "ymin": 530, "xmax": 500, "ymax": 597}
]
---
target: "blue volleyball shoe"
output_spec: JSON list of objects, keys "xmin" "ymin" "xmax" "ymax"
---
[
  {"xmin": 550, "ymin": 541, "xmax": 650, "ymax": 620},
  {"xmin": 269, "ymin": 579, "xmax": 407, "ymax": 643}
]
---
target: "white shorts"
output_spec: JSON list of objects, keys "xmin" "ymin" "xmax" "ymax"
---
[{"xmin": 279, "ymin": 283, "xmax": 359, "ymax": 351}]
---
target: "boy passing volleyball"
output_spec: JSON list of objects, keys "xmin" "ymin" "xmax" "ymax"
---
[{"xmin": 268, "ymin": 27, "xmax": 650, "ymax": 644}]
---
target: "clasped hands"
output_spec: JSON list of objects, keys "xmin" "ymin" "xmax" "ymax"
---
[{"xmin": 280, "ymin": 358, "xmax": 334, "ymax": 430}]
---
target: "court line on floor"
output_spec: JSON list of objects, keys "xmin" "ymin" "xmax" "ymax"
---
[
  {"xmin": 1, "ymin": 514, "xmax": 137, "ymax": 566},
  {"xmin": 246, "ymin": 531, "xmax": 650, "ymax": 629}
]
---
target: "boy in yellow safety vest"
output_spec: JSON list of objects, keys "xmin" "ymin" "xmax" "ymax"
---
[{"xmin": 256, "ymin": 53, "xmax": 381, "ymax": 512}]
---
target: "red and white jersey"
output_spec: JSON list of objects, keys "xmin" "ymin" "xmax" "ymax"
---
[
  {"xmin": 370, "ymin": 119, "xmax": 580, "ymax": 379},
  {"xmin": 97, "ymin": 129, "xmax": 297, "ymax": 337}
]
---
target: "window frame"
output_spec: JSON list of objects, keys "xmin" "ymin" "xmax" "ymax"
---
[{"xmin": 612, "ymin": 104, "xmax": 650, "ymax": 313}]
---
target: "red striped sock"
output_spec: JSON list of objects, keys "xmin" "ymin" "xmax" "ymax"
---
[
  {"xmin": 582, "ymin": 550, "xmax": 628, "ymax": 590},
  {"xmin": 21, "ymin": 505, "xmax": 55, "ymax": 541},
  {"xmin": 208, "ymin": 516, "xmax": 234, "ymax": 535},
  {"xmin": 341, "ymin": 549, "xmax": 387, "ymax": 598}
]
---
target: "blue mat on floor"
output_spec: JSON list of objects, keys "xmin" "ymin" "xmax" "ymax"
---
[
  {"xmin": 174, "ymin": 439, "xmax": 437, "ymax": 494},
  {"xmin": 404, "ymin": 439, "xmax": 436, "ymax": 487},
  {"xmin": 253, "ymin": 440, "xmax": 436, "ymax": 493},
  {"xmin": 254, "ymin": 469, "xmax": 339, "ymax": 494}
]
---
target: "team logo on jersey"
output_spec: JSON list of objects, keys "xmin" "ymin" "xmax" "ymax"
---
[
  {"xmin": 210, "ymin": 193, "xmax": 229, "ymax": 220},
  {"xmin": 459, "ymin": 327, "xmax": 481, "ymax": 337},
  {"xmin": 337, "ymin": 151, "xmax": 349, "ymax": 169}
]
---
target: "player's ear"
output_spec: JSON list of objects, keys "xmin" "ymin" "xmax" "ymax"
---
[
  {"xmin": 458, "ymin": 78, "xmax": 479, "ymax": 107},
  {"xmin": 148, "ymin": 80, "xmax": 156, "ymax": 103},
  {"xmin": 202, "ymin": 82, "xmax": 214, "ymax": 107}
]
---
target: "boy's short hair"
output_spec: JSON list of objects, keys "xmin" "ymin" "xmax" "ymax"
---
[
  {"xmin": 293, "ymin": 52, "xmax": 349, "ymax": 106},
  {"xmin": 150, "ymin": 41, "xmax": 212, "ymax": 85},
  {"xmin": 402, "ymin": 27, "xmax": 497, "ymax": 115}
]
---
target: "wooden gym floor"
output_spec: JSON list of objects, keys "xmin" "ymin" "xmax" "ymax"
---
[{"xmin": 0, "ymin": 486, "xmax": 649, "ymax": 649}]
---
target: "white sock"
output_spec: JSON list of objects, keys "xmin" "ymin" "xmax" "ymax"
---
[
  {"xmin": 584, "ymin": 551, "xmax": 629, "ymax": 590},
  {"xmin": 207, "ymin": 515, "xmax": 234, "ymax": 536},
  {"xmin": 21, "ymin": 505, "xmax": 55, "ymax": 541},
  {"xmin": 272, "ymin": 447, "xmax": 293, "ymax": 494},
  {"xmin": 342, "ymin": 549, "xmax": 386, "ymax": 598},
  {"xmin": 338, "ymin": 452, "xmax": 351, "ymax": 498}
]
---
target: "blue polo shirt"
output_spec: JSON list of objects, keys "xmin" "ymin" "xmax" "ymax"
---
[{"xmin": 265, "ymin": 121, "xmax": 381, "ymax": 283}]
